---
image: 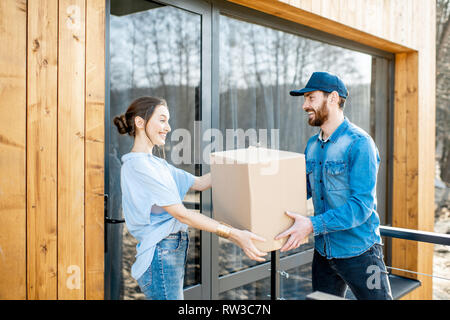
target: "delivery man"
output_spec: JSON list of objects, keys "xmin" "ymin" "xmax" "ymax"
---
[{"xmin": 276, "ymin": 72, "xmax": 393, "ymax": 300}]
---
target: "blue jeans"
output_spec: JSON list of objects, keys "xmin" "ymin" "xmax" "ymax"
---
[
  {"xmin": 312, "ymin": 244, "xmax": 393, "ymax": 300},
  {"xmin": 137, "ymin": 231, "xmax": 189, "ymax": 300}
]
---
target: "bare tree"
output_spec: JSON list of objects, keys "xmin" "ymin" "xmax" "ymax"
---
[{"xmin": 436, "ymin": 0, "xmax": 450, "ymax": 184}]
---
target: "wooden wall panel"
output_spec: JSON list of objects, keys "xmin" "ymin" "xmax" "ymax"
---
[
  {"xmin": 391, "ymin": 52, "xmax": 419, "ymax": 283},
  {"xmin": 229, "ymin": 0, "xmax": 414, "ymax": 53},
  {"xmin": 392, "ymin": 49, "xmax": 435, "ymax": 301},
  {"xmin": 57, "ymin": 0, "xmax": 86, "ymax": 300},
  {"xmin": 391, "ymin": 52, "xmax": 407, "ymax": 278},
  {"xmin": 413, "ymin": 1, "xmax": 436, "ymax": 300},
  {"xmin": 27, "ymin": 0, "xmax": 58, "ymax": 300},
  {"xmin": 85, "ymin": 0, "xmax": 105, "ymax": 300},
  {"xmin": 404, "ymin": 51, "xmax": 419, "ymax": 286},
  {"xmin": 0, "ymin": 0, "xmax": 27, "ymax": 300},
  {"xmin": 279, "ymin": 0, "xmax": 417, "ymax": 50}
]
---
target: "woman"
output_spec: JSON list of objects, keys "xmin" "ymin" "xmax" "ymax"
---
[{"xmin": 114, "ymin": 96, "xmax": 266, "ymax": 300}]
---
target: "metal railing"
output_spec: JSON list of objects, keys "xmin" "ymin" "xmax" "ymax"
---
[
  {"xmin": 277, "ymin": 225, "xmax": 450, "ymax": 300},
  {"xmin": 379, "ymin": 225, "xmax": 450, "ymax": 246}
]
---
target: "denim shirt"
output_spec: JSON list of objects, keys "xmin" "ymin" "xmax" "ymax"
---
[
  {"xmin": 306, "ymin": 117, "xmax": 382, "ymax": 259},
  {"xmin": 120, "ymin": 152, "xmax": 195, "ymax": 280}
]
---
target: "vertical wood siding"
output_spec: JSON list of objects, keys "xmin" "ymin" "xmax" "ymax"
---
[
  {"xmin": 85, "ymin": 0, "xmax": 105, "ymax": 300},
  {"xmin": 57, "ymin": 0, "xmax": 86, "ymax": 300},
  {"xmin": 0, "ymin": 0, "xmax": 27, "ymax": 300},
  {"xmin": 27, "ymin": 0, "xmax": 58, "ymax": 300},
  {"xmin": 0, "ymin": 0, "xmax": 104, "ymax": 299}
]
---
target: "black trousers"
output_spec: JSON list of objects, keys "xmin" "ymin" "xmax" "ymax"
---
[{"xmin": 312, "ymin": 244, "xmax": 393, "ymax": 300}]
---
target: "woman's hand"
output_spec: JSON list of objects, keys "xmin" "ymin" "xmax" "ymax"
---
[
  {"xmin": 162, "ymin": 203, "xmax": 267, "ymax": 261},
  {"xmin": 228, "ymin": 229, "xmax": 267, "ymax": 262},
  {"xmin": 191, "ymin": 173, "xmax": 211, "ymax": 191}
]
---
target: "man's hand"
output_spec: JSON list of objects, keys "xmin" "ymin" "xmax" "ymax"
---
[{"xmin": 275, "ymin": 211, "xmax": 313, "ymax": 252}]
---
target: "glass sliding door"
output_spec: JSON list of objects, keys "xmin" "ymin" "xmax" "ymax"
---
[
  {"xmin": 214, "ymin": 2, "xmax": 392, "ymax": 299},
  {"xmin": 105, "ymin": 0, "xmax": 393, "ymax": 301},
  {"xmin": 106, "ymin": 0, "xmax": 211, "ymax": 300}
]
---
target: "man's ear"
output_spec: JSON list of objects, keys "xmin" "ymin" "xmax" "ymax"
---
[{"xmin": 330, "ymin": 91, "xmax": 339, "ymax": 105}]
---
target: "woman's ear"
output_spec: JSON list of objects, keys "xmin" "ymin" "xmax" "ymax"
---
[{"xmin": 135, "ymin": 116, "xmax": 145, "ymax": 129}]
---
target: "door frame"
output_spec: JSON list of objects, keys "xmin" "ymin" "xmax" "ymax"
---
[
  {"xmin": 105, "ymin": 0, "xmax": 212, "ymax": 300},
  {"xmin": 209, "ymin": 0, "xmax": 394, "ymax": 299}
]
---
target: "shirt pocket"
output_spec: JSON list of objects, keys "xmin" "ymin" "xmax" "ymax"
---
[
  {"xmin": 306, "ymin": 160, "xmax": 315, "ymax": 191},
  {"xmin": 324, "ymin": 160, "xmax": 348, "ymax": 191}
]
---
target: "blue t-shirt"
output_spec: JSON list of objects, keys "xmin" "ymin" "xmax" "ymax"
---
[{"xmin": 120, "ymin": 152, "xmax": 195, "ymax": 280}]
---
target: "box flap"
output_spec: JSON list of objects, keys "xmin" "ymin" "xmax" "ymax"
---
[{"xmin": 210, "ymin": 146, "xmax": 302, "ymax": 165}]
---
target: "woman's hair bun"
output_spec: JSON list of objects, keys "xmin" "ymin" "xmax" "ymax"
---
[
  {"xmin": 113, "ymin": 114, "xmax": 131, "ymax": 135},
  {"xmin": 113, "ymin": 96, "xmax": 167, "ymax": 137}
]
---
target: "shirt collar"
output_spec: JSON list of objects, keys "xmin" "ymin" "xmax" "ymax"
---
[
  {"xmin": 318, "ymin": 130, "xmax": 330, "ymax": 142},
  {"xmin": 317, "ymin": 117, "xmax": 349, "ymax": 144},
  {"xmin": 121, "ymin": 152, "xmax": 154, "ymax": 163}
]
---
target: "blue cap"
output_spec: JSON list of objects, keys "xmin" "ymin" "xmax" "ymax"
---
[{"xmin": 290, "ymin": 72, "xmax": 348, "ymax": 98}]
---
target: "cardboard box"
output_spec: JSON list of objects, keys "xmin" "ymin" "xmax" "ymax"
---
[{"xmin": 210, "ymin": 146, "xmax": 307, "ymax": 252}]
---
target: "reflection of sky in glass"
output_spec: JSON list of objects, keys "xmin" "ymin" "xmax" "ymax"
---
[
  {"xmin": 219, "ymin": 16, "xmax": 371, "ymax": 92},
  {"xmin": 218, "ymin": 14, "xmax": 373, "ymax": 153},
  {"xmin": 109, "ymin": 4, "xmax": 381, "ymax": 292},
  {"xmin": 217, "ymin": 15, "xmax": 375, "ymax": 276},
  {"xmin": 110, "ymin": 4, "xmax": 203, "ymax": 289},
  {"xmin": 111, "ymin": 6, "xmax": 201, "ymax": 91},
  {"xmin": 110, "ymin": 9, "xmax": 370, "ymax": 92}
]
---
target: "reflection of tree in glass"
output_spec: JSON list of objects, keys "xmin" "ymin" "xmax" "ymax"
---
[
  {"xmin": 111, "ymin": 7, "xmax": 200, "ymax": 90},
  {"xmin": 219, "ymin": 15, "xmax": 371, "ymax": 154},
  {"xmin": 110, "ymin": 6, "xmax": 202, "ymax": 299},
  {"xmin": 110, "ymin": 6, "xmax": 201, "ymax": 159},
  {"xmin": 110, "ymin": 7, "xmax": 377, "ymax": 300},
  {"xmin": 220, "ymin": 17, "xmax": 365, "ymax": 90},
  {"xmin": 217, "ymin": 16, "xmax": 374, "ymax": 299},
  {"xmin": 436, "ymin": 0, "xmax": 450, "ymax": 186}
]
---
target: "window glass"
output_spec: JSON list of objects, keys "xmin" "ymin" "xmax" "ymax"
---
[
  {"xmin": 218, "ymin": 14, "xmax": 373, "ymax": 276},
  {"xmin": 110, "ymin": 3, "xmax": 202, "ymax": 298},
  {"xmin": 280, "ymin": 263, "xmax": 313, "ymax": 300},
  {"xmin": 219, "ymin": 277, "xmax": 271, "ymax": 300}
]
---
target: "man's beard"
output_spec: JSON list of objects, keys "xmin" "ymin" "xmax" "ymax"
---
[{"xmin": 307, "ymin": 100, "xmax": 329, "ymax": 126}]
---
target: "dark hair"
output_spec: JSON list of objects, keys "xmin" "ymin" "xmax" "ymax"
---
[
  {"xmin": 113, "ymin": 96, "xmax": 168, "ymax": 137},
  {"xmin": 322, "ymin": 91, "xmax": 346, "ymax": 110}
]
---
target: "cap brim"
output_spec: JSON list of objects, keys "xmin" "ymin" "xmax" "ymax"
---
[{"xmin": 289, "ymin": 88, "xmax": 317, "ymax": 96}]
